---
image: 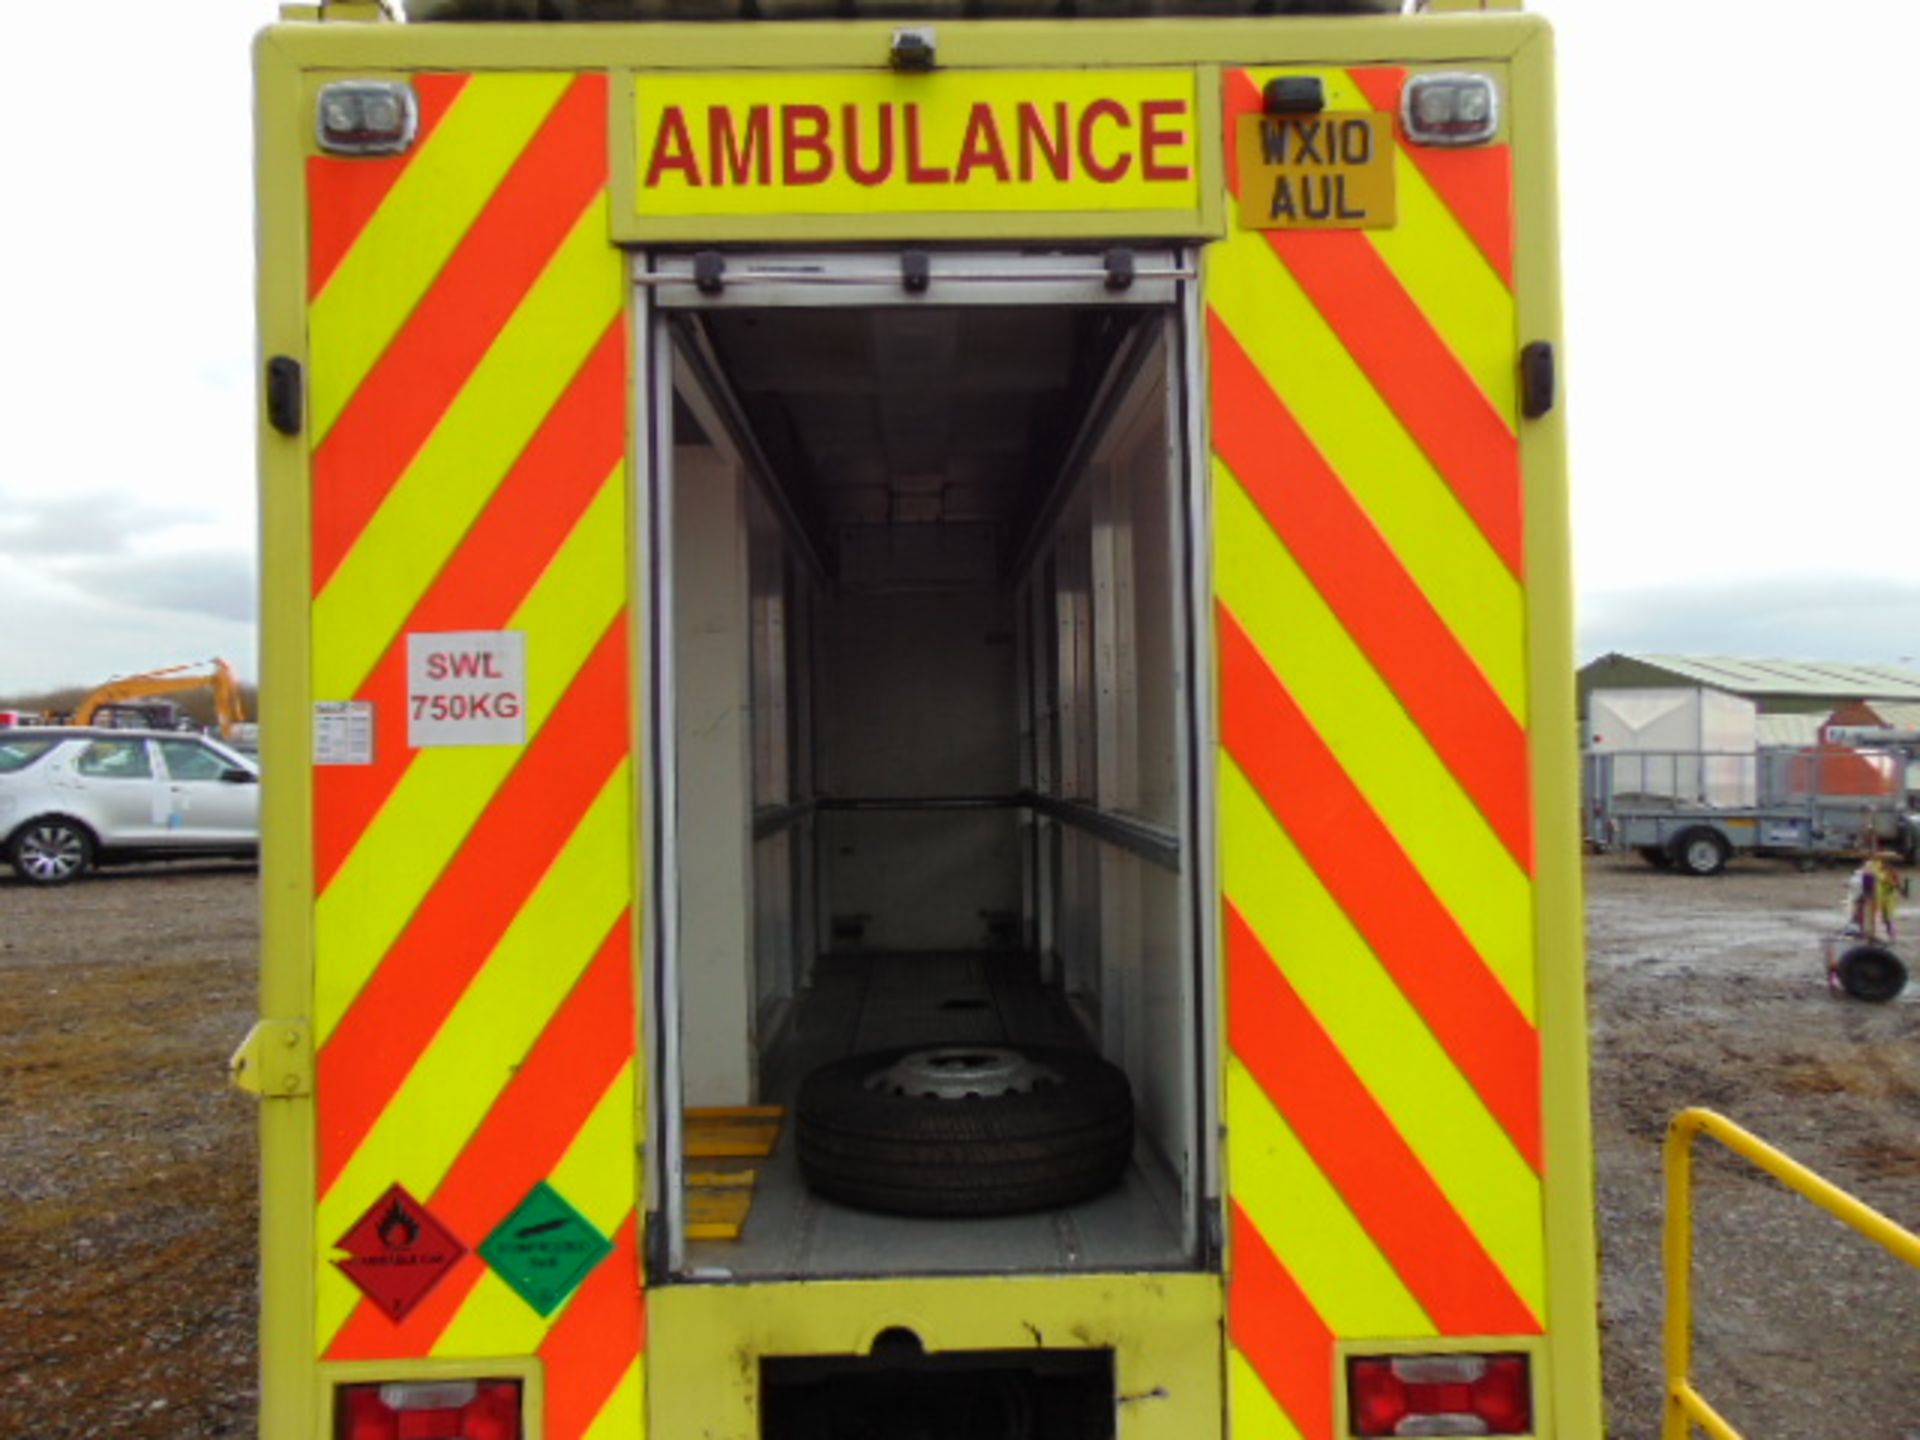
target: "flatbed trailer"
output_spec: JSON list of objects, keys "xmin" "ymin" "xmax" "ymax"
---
[{"xmin": 1585, "ymin": 749, "xmax": 1914, "ymax": 875}]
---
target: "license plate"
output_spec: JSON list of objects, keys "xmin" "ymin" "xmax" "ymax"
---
[{"xmin": 1235, "ymin": 112, "xmax": 1397, "ymax": 231}]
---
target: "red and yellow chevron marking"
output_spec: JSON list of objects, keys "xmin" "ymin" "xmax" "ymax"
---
[
  {"xmin": 304, "ymin": 71, "xmax": 642, "ymax": 1440},
  {"xmin": 1214, "ymin": 67, "xmax": 1542, "ymax": 1439}
]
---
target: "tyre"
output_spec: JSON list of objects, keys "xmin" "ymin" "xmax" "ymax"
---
[
  {"xmin": 1670, "ymin": 828, "xmax": 1731, "ymax": 877},
  {"xmin": 1836, "ymin": 944, "xmax": 1908, "ymax": 1004},
  {"xmin": 8, "ymin": 819, "xmax": 95, "ymax": 886},
  {"xmin": 1638, "ymin": 846, "xmax": 1674, "ymax": 871},
  {"xmin": 795, "ymin": 1045, "xmax": 1134, "ymax": 1218}
]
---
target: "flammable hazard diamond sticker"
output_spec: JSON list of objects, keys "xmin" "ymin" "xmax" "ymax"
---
[
  {"xmin": 333, "ymin": 1183, "xmax": 467, "ymax": 1323},
  {"xmin": 480, "ymin": 1181, "xmax": 612, "ymax": 1317}
]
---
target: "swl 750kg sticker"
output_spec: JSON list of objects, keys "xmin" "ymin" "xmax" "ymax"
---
[{"xmin": 407, "ymin": 630, "xmax": 528, "ymax": 748}]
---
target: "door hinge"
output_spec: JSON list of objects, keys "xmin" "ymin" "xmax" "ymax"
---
[{"xmin": 230, "ymin": 1019, "xmax": 313, "ymax": 1099}]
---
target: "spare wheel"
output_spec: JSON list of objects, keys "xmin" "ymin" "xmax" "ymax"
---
[
  {"xmin": 795, "ymin": 1045, "xmax": 1134, "ymax": 1217},
  {"xmin": 1836, "ymin": 944, "xmax": 1909, "ymax": 1004}
]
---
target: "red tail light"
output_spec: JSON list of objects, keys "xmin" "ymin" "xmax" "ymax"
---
[
  {"xmin": 1348, "ymin": 1354, "xmax": 1532, "ymax": 1436},
  {"xmin": 336, "ymin": 1380, "xmax": 522, "ymax": 1440}
]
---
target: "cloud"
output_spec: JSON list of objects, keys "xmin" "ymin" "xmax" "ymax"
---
[
  {"xmin": 1579, "ymin": 575, "xmax": 1920, "ymax": 666},
  {"xmin": 0, "ymin": 560, "xmax": 254, "ymax": 695},
  {"xmin": 0, "ymin": 491, "xmax": 254, "ymax": 670},
  {"xmin": 0, "ymin": 493, "xmax": 210, "ymax": 561},
  {"xmin": 54, "ymin": 550, "xmax": 256, "ymax": 625},
  {"xmin": 0, "ymin": 1, "xmax": 258, "ymax": 696}
]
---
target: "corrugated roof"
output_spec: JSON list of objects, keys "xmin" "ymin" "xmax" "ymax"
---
[
  {"xmin": 1868, "ymin": 701, "xmax": 1920, "ymax": 730},
  {"xmin": 1756, "ymin": 713, "xmax": 1823, "ymax": 748},
  {"xmin": 1605, "ymin": 654, "xmax": 1920, "ymax": 700}
]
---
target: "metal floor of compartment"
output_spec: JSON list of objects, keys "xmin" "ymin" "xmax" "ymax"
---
[{"xmin": 681, "ymin": 951, "xmax": 1191, "ymax": 1280}]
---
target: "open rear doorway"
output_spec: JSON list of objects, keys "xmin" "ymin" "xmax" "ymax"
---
[{"xmin": 639, "ymin": 251, "xmax": 1214, "ymax": 1283}]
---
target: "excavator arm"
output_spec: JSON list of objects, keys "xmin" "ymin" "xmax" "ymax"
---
[{"xmin": 73, "ymin": 659, "xmax": 248, "ymax": 737}]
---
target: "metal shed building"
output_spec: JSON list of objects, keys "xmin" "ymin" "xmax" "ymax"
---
[{"xmin": 1577, "ymin": 653, "xmax": 1920, "ymax": 720}]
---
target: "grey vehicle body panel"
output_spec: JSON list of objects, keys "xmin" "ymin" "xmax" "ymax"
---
[{"xmin": 0, "ymin": 727, "xmax": 259, "ymax": 870}]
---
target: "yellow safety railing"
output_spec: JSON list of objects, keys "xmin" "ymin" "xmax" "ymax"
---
[{"xmin": 1663, "ymin": 1107, "xmax": 1920, "ymax": 1440}]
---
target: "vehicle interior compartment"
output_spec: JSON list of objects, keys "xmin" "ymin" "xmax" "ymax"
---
[{"xmin": 654, "ymin": 257, "xmax": 1206, "ymax": 1280}]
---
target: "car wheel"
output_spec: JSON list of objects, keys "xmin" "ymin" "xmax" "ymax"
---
[
  {"xmin": 1671, "ymin": 828, "xmax": 1730, "ymax": 877},
  {"xmin": 1835, "ymin": 944, "xmax": 1908, "ymax": 1004},
  {"xmin": 9, "ymin": 819, "xmax": 95, "ymax": 885},
  {"xmin": 796, "ymin": 1045, "xmax": 1134, "ymax": 1218}
]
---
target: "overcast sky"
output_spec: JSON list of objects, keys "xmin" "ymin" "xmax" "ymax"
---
[{"xmin": 3, "ymin": 1, "xmax": 1917, "ymax": 693}]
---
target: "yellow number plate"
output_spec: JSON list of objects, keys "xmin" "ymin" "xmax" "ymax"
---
[{"xmin": 1235, "ymin": 112, "xmax": 1396, "ymax": 231}]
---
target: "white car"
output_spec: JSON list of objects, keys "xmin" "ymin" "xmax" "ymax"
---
[{"xmin": 0, "ymin": 728, "xmax": 259, "ymax": 885}]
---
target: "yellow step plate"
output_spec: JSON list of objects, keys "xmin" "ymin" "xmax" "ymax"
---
[
  {"xmin": 686, "ymin": 1180, "xmax": 757, "ymax": 1241},
  {"xmin": 682, "ymin": 1108, "xmax": 781, "ymax": 1239},
  {"xmin": 687, "ymin": 1168, "xmax": 758, "ymax": 1189},
  {"xmin": 685, "ymin": 1105, "xmax": 784, "ymax": 1158}
]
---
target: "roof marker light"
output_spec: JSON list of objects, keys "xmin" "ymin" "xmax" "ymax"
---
[
  {"xmin": 316, "ymin": 80, "xmax": 419, "ymax": 156},
  {"xmin": 1402, "ymin": 72, "xmax": 1499, "ymax": 147}
]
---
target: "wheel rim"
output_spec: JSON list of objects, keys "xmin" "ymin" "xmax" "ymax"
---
[
  {"xmin": 864, "ymin": 1047, "xmax": 1062, "ymax": 1100},
  {"xmin": 18, "ymin": 825, "xmax": 84, "ymax": 881},
  {"xmin": 1686, "ymin": 838, "xmax": 1720, "ymax": 871}
]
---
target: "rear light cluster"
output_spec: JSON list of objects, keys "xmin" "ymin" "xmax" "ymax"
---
[
  {"xmin": 1348, "ymin": 1353, "xmax": 1532, "ymax": 1437},
  {"xmin": 336, "ymin": 1380, "xmax": 522, "ymax": 1440}
]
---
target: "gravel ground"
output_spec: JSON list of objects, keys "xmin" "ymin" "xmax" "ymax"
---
[
  {"xmin": 0, "ymin": 855, "xmax": 1914, "ymax": 1438},
  {"xmin": 0, "ymin": 862, "xmax": 259, "ymax": 1439},
  {"xmin": 1585, "ymin": 855, "xmax": 1919, "ymax": 1440}
]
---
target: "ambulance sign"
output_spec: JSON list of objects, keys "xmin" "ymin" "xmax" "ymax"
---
[
  {"xmin": 1235, "ymin": 111, "xmax": 1396, "ymax": 231},
  {"xmin": 634, "ymin": 70, "xmax": 1201, "ymax": 221},
  {"xmin": 407, "ymin": 630, "xmax": 527, "ymax": 748}
]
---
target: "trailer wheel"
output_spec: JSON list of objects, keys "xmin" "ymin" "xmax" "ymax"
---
[
  {"xmin": 795, "ymin": 1045, "xmax": 1134, "ymax": 1218},
  {"xmin": 1638, "ymin": 846, "xmax": 1674, "ymax": 871},
  {"xmin": 1835, "ymin": 944, "xmax": 1909, "ymax": 1003},
  {"xmin": 1670, "ymin": 828, "xmax": 1731, "ymax": 877}
]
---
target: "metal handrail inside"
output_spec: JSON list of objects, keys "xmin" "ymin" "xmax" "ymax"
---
[{"xmin": 770, "ymin": 791, "xmax": 1181, "ymax": 870}]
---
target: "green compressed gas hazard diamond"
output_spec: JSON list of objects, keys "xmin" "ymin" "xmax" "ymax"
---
[{"xmin": 479, "ymin": 1181, "xmax": 612, "ymax": 1317}]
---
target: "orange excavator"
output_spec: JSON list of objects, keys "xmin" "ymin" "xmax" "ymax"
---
[{"xmin": 72, "ymin": 658, "xmax": 249, "ymax": 739}]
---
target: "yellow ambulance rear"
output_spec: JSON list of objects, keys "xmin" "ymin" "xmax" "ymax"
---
[{"xmin": 243, "ymin": 1, "xmax": 1599, "ymax": 1434}]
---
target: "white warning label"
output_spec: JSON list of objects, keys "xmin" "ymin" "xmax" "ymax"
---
[
  {"xmin": 314, "ymin": 701, "xmax": 375, "ymax": 766},
  {"xmin": 406, "ymin": 630, "xmax": 528, "ymax": 749}
]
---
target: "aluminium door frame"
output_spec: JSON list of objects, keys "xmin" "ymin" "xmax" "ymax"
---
[{"xmin": 636, "ymin": 244, "xmax": 1219, "ymax": 1279}]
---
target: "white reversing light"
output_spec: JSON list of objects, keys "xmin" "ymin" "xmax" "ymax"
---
[
  {"xmin": 1402, "ymin": 72, "xmax": 1500, "ymax": 147},
  {"xmin": 315, "ymin": 80, "xmax": 419, "ymax": 156}
]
